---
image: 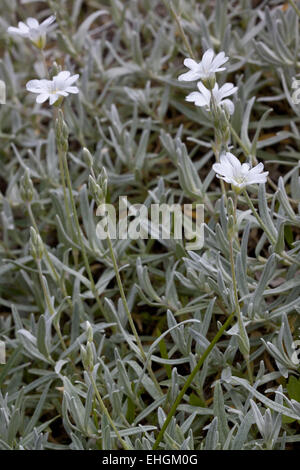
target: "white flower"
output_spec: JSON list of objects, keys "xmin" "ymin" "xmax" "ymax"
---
[
  {"xmin": 7, "ymin": 16, "xmax": 55, "ymax": 49},
  {"xmin": 178, "ymin": 49, "xmax": 228, "ymax": 82},
  {"xmin": 186, "ymin": 81, "xmax": 237, "ymax": 115},
  {"xmin": 26, "ymin": 71, "xmax": 79, "ymax": 105},
  {"xmin": 213, "ymin": 152, "xmax": 268, "ymax": 189}
]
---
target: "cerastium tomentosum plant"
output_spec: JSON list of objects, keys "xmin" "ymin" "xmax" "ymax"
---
[{"xmin": 1, "ymin": 0, "xmax": 300, "ymax": 452}]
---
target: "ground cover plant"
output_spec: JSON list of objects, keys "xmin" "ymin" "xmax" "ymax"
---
[{"xmin": 0, "ymin": 0, "xmax": 300, "ymax": 450}]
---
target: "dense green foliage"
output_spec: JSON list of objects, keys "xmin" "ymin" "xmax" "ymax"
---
[{"xmin": 0, "ymin": 0, "xmax": 300, "ymax": 450}]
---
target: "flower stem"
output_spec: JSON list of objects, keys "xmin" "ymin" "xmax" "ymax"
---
[
  {"xmin": 162, "ymin": 0, "xmax": 196, "ymax": 60},
  {"xmin": 152, "ymin": 311, "xmax": 235, "ymax": 449},
  {"xmin": 88, "ymin": 372, "xmax": 130, "ymax": 450},
  {"xmin": 287, "ymin": 0, "xmax": 300, "ymax": 18},
  {"xmin": 40, "ymin": 49, "xmax": 49, "ymax": 78},
  {"xmin": 61, "ymin": 148, "xmax": 106, "ymax": 318}
]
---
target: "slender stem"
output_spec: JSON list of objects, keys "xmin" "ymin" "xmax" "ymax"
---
[
  {"xmin": 61, "ymin": 149, "xmax": 106, "ymax": 318},
  {"xmin": 88, "ymin": 372, "xmax": 130, "ymax": 450},
  {"xmin": 243, "ymin": 190, "xmax": 276, "ymax": 245},
  {"xmin": 287, "ymin": 0, "xmax": 300, "ymax": 18},
  {"xmin": 162, "ymin": 0, "xmax": 195, "ymax": 59},
  {"xmin": 152, "ymin": 311, "xmax": 235, "ymax": 450},
  {"xmin": 213, "ymin": 139, "xmax": 227, "ymax": 199},
  {"xmin": 40, "ymin": 49, "xmax": 49, "ymax": 78},
  {"xmin": 106, "ymin": 235, "xmax": 163, "ymax": 396},
  {"xmin": 226, "ymin": 118, "xmax": 251, "ymax": 158},
  {"xmin": 53, "ymin": 107, "xmax": 75, "ymax": 243},
  {"xmin": 210, "ymin": 93, "xmax": 227, "ymax": 200},
  {"xmin": 57, "ymin": 145, "xmax": 73, "ymax": 224}
]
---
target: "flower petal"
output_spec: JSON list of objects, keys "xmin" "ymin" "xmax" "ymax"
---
[
  {"xmin": 65, "ymin": 86, "xmax": 79, "ymax": 94},
  {"xmin": 36, "ymin": 93, "xmax": 49, "ymax": 103},
  {"xmin": 185, "ymin": 91, "xmax": 201, "ymax": 102},
  {"xmin": 178, "ymin": 70, "xmax": 200, "ymax": 81},
  {"xmin": 219, "ymin": 83, "xmax": 238, "ymax": 99},
  {"xmin": 201, "ymin": 49, "xmax": 214, "ymax": 70},
  {"xmin": 197, "ymin": 81, "xmax": 211, "ymax": 100},
  {"xmin": 55, "ymin": 71, "xmax": 71, "ymax": 81},
  {"xmin": 7, "ymin": 27, "xmax": 22, "ymax": 35},
  {"xmin": 18, "ymin": 22, "xmax": 29, "ymax": 32},
  {"xmin": 221, "ymin": 99, "xmax": 235, "ymax": 115},
  {"xmin": 26, "ymin": 79, "xmax": 50, "ymax": 93},
  {"xmin": 26, "ymin": 18, "xmax": 39, "ymax": 29},
  {"xmin": 41, "ymin": 15, "xmax": 56, "ymax": 28},
  {"xmin": 248, "ymin": 162, "xmax": 265, "ymax": 174},
  {"xmin": 223, "ymin": 152, "xmax": 242, "ymax": 173},
  {"xmin": 212, "ymin": 51, "xmax": 228, "ymax": 69},
  {"xmin": 49, "ymin": 94, "xmax": 59, "ymax": 105},
  {"xmin": 183, "ymin": 58, "xmax": 198, "ymax": 70},
  {"xmin": 247, "ymin": 172, "xmax": 268, "ymax": 184},
  {"xmin": 65, "ymin": 74, "xmax": 79, "ymax": 86}
]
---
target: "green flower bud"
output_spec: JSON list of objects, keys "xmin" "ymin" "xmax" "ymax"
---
[
  {"xmin": 20, "ymin": 169, "xmax": 34, "ymax": 203},
  {"xmin": 83, "ymin": 148, "xmax": 94, "ymax": 169},
  {"xmin": 86, "ymin": 342, "xmax": 94, "ymax": 372},
  {"xmin": 99, "ymin": 167, "xmax": 107, "ymax": 196},
  {"xmin": 80, "ymin": 345, "xmax": 88, "ymax": 370},
  {"xmin": 86, "ymin": 321, "xmax": 93, "ymax": 343},
  {"xmin": 88, "ymin": 168, "xmax": 107, "ymax": 205},
  {"xmin": 30, "ymin": 226, "xmax": 44, "ymax": 260},
  {"xmin": 88, "ymin": 175, "xmax": 102, "ymax": 205},
  {"xmin": 55, "ymin": 110, "xmax": 69, "ymax": 153},
  {"xmin": 227, "ymin": 197, "xmax": 235, "ymax": 218},
  {"xmin": 80, "ymin": 343, "xmax": 94, "ymax": 372},
  {"xmin": 49, "ymin": 62, "xmax": 61, "ymax": 79}
]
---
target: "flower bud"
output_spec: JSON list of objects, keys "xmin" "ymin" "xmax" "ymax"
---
[
  {"xmin": 80, "ymin": 343, "xmax": 94, "ymax": 372},
  {"xmin": 83, "ymin": 148, "xmax": 94, "ymax": 169},
  {"xmin": 20, "ymin": 169, "xmax": 34, "ymax": 203},
  {"xmin": 86, "ymin": 321, "xmax": 93, "ymax": 343},
  {"xmin": 88, "ymin": 168, "xmax": 107, "ymax": 205},
  {"xmin": 29, "ymin": 226, "xmax": 44, "ymax": 260},
  {"xmin": 55, "ymin": 110, "xmax": 69, "ymax": 153},
  {"xmin": 86, "ymin": 342, "xmax": 94, "ymax": 372},
  {"xmin": 227, "ymin": 197, "xmax": 235, "ymax": 218},
  {"xmin": 80, "ymin": 345, "xmax": 88, "ymax": 370},
  {"xmin": 49, "ymin": 62, "xmax": 61, "ymax": 79}
]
